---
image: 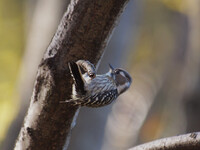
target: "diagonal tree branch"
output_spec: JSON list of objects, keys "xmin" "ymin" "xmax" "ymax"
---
[
  {"xmin": 14, "ymin": 0, "xmax": 130, "ymax": 149},
  {"xmin": 129, "ymin": 132, "xmax": 200, "ymax": 150}
]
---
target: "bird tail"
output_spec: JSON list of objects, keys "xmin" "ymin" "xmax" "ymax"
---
[{"xmin": 68, "ymin": 61, "xmax": 86, "ymax": 96}]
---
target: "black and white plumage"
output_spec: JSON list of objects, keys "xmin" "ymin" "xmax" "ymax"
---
[{"xmin": 66, "ymin": 60, "xmax": 132, "ymax": 107}]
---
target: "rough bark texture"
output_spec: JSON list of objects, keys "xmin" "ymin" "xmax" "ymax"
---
[
  {"xmin": 129, "ymin": 132, "xmax": 200, "ymax": 150},
  {"xmin": 14, "ymin": 0, "xmax": 129, "ymax": 150}
]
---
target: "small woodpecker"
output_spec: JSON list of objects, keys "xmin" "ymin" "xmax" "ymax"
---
[{"xmin": 65, "ymin": 60, "xmax": 132, "ymax": 107}]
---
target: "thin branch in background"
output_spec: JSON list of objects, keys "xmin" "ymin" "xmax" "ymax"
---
[{"xmin": 129, "ymin": 132, "xmax": 200, "ymax": 150}]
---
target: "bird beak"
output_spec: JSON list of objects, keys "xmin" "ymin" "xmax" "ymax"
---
[{"xmin": 109, "ymin": 64, "xmax": 114, "ymax": 73}]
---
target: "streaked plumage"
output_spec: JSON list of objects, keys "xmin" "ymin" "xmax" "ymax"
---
[{"xmin": 66, "ymin": 60, "xmax": 132, "ymax": 107}]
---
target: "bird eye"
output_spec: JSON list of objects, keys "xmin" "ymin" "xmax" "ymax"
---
[
  {"xmin": 115, "ymin": 70, "xmax": 120, "ymax": 74},
  {"xmin": 89, "ymin": 73, "xmax": 96, "ymax": 78}
]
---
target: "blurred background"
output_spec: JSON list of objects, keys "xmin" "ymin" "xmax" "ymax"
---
[{"xmin": 0, "ymin": 0, "xmax": 200, "ymax": 150}]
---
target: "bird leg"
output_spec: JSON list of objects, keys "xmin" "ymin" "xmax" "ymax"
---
[{"xmin": 76, "ymin": 60, "xmax": 96, "ymax": 78}]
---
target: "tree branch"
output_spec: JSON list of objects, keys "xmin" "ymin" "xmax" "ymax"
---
[
  {"xmin": 14, "ymin": 0, "xmax": 130, "ymax": 149},
  {"xmin": 129, "ymin": 132, "xmax": 200, "ymax": 150}
]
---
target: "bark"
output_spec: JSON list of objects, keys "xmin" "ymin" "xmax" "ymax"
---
[
  {"xmin": 14, "ymin": 0, "xmax": 130, "ymax": 150},
  {"xmin": 129, "ymin": 132, "xmax": 200, "ymax": 150}
]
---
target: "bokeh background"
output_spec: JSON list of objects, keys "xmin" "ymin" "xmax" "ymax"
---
[{"xmin": 1, "ymin": 0, "xmax": 200, "ymax": 150}]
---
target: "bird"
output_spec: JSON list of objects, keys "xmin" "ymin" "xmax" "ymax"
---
[{"xmin": 65, "ymin": 60, "xmax": 132, "ymax": 107}]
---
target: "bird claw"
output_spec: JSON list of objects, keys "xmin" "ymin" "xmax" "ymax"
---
[{"xmin": 76, "ymin": 60, "xmax": 96, "ymax": 79}]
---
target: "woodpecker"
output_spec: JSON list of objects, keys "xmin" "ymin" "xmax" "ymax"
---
[{"xmin": 66, "ymin": 60, "xmax": 132, "ymax": 107}]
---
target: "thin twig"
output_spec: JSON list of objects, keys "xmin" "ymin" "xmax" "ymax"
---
[{"xmin": 129, "ymin": 132, "xmax": 200, "ymax": 150}]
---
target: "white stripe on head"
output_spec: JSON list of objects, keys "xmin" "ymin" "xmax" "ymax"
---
[{"xmin": 120, "ymin": 71, "xmax": 125, "ymax": 77}]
